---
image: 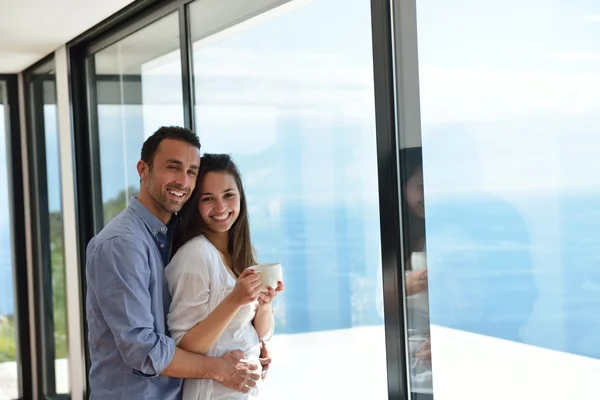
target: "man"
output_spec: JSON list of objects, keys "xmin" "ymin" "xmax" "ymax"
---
[{"xmin": 86, "ymin": 126, "xmax": 270, "ymax": 399}]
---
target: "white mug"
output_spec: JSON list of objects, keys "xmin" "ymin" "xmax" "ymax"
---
[
  {"xmin": 250, "ymin": 262, "xmax": 283, "ymax": 291},
  {"xmin": 411, "ymin": 252, "xmax": 427, "ymax": 271}
]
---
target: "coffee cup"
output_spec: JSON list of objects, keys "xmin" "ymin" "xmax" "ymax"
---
[
  {"xmin": 411, "ymin": 252, "xmax": 427, "ymax": 271},
  {"xmin": 250, "ymin": 263, "xmax": 283, "ymax": 291}
]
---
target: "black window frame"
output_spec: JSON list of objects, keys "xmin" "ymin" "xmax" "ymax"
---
[{"xmin": 0, "ymin": 74, "xmax": 33, "ymax": 400}]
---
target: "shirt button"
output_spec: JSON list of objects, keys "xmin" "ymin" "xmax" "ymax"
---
[
  {"xmin": 160, "ymin": 227, "xmax": 165, "ymax": 232},
  {"xmin": 160, "ymin": 244, "xmax": 165, "ymax": 248}
]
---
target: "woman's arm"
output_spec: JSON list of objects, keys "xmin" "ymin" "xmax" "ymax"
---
[
  {"xmin": 179, "ymin": 296, "xmax": 242, "ymax": 355},
  {"xmin": 252, "ymin": 304, "xmax": 274, "ymax": 339},
  {"xmin": 179, "ymin": 268, "xmax": 263, "ymax": 355},
  {"xmin": 252, "ymin": 282, "xmax": 284, "ymax": 339}
]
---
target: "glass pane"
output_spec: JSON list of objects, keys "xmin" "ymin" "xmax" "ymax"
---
[
  {"xmin": 93, "ymin": 12, "xmax": 183, "ymax": 225},
  {"xmin": 409, "ymin": 0, "xmax": 600, "ymax": 398},
  {"xmin": 0, "ymin": 82, "xmax": 18, "ymax": 399},
  {"xmin": 41, "ymin": 76, "xmax": 69, "ymax": 394},
  {"xmin": 189, "ymin": 0, "xmax": 387, "ymax": 398}
]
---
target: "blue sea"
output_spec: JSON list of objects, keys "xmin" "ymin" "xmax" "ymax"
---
[{"xmin": 1, "ymin": 192, "xmax": 599, "ymax": 360}]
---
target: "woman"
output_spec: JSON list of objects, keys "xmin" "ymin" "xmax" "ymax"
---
[
  {"xmin": 402, "ymin": 147, "xmax": 433, "ymax": 400},
  {"xmin": 166, "ymin": 153, "xmax": 284, "ymax": 399}
]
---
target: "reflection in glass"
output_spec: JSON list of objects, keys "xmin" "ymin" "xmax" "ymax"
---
[
  {"xmin": 400, "ymin": 147, "xmax": 432, "ymax": 400},
  {"xmin": 412, "ymin": 0, "xmax": 600, "ymax": 398},
  {"xmin": 189, "ymin": 0, "xmax": 386, "ymax": 398},
  {"xmin": 0, "ymin": 81, "xmax": 18, "ymax": 399},
  {"xmin": 92, "ymin": 12, "xmax": 183, "ymax": 224}
]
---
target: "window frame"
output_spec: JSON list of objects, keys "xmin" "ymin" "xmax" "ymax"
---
[{"xmin": 0, "ymin": 74, "xmax": 33, "ymax": 400}]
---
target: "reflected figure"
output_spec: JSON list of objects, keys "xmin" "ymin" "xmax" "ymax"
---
[
  {"xmin": 423, "ymin": 123, "xmax": 537, "ymax": 344},
  {"xmin": 401, "ymin": 147, "xmax": 434, "ymax": 400}
]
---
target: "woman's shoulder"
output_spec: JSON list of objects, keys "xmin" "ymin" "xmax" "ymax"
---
[
  {"xmin": 174, "ymin": 235, "xmax": 212, "ymax": 255},
  {"xmin": 168, "ymin": 235, "xmax": 217, "ymax": 269}
]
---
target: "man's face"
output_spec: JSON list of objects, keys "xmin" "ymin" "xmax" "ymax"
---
[{"xmin": 138, "ymin": 139, "xmax": 201, "ymax": 217}]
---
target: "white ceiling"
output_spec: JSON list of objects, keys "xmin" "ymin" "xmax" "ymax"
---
[{"xmin": 0, "ymin": 0, "xmax": 136, "ymax": 73}]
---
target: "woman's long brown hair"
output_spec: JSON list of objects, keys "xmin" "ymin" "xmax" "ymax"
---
[{"xmin": 173, "ymin": 153, "xmax": 257, "ymax": 277}]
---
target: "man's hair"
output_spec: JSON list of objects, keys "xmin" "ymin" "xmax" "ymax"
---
[{"xmin": 140, "ymin": 126, "xmax": 201, "ymax": 168}]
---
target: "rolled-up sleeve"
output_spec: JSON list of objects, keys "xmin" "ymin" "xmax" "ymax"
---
[{"xmin": 87, "ymin": 236, "xmax": 175, "ymax": 376}]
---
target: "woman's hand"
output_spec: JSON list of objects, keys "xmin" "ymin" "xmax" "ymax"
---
[
  {"xmin": 229, "ymin": 269, "xmax": 262, "ymax": 306},
  {"xmin": 405, "ymin": 269, "xmax": 428, "ymax": 296},
  {"xmin": 258, "ymin": 281, "xmax": 284, "ymax": 306}
]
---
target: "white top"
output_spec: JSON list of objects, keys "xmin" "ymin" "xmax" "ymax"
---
[
  {"xmin": 406, "ymin": 252, "xmax": 433, "ymax": 394},
  {"xmin": 166, "ymin": 235, "xmax": 272, "ymax": 400}
]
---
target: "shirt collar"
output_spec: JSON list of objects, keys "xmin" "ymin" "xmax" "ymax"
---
[{"xmin": 129, "ymin": 197, "xmax": 169, "ymax": 237}]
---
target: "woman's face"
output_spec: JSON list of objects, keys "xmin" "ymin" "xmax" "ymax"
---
[
  {"xmin": 405, "ymin": 168, "xmax": 425, "ymax": 218},
  {"xmin": 198, "ymin": 171, "xmax": 241, "ymax": 234}
]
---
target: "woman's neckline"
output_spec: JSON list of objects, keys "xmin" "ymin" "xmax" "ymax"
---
[{"xmin": 204, "ymin": 235, "xmax": 237, "ymax": 281}]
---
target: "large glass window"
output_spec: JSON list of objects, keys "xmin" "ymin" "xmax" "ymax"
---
[
  {"xmin": 0, "ymin": 81, "xmax": 18, "ymax": 399},
  {"xmin": 92, "ymin": 11, "xmax": 183, "ymax": 225},
  {"xmin": 28, "ymin": 67, "xmax": 69, "ymax": 396},
  {"xmin": 189, "ymin": 0, "xmax": 387, "ymax": 398},
  {"xmin": 402, "ymin": 0, "xmax": 600, "ymax": 398}
]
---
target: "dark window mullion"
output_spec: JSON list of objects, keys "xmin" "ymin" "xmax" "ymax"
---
[
  {"xmin": 28, "ymin": 75, "xmax": 58, "ymax": 398},
  {"xmin": 84, "ymin": 56, "xmax": 105, "ymax": 231},
  {"xmin": 370, "ymin": 0, "xmax": 410, "ymax": 399},
  {"xmin": 179, "ymin": 3, "xmax": 195, "ymax": 131}
]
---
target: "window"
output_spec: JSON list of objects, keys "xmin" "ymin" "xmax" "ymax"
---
[
  {"xmin": 189, "ymin": 0, "xmax": 387, "ymax": 398},
  {"xmin": 91, "ymin": 11, "xmax": 184, "ymax": 225},
  {"xmin": 27, "ymin": 64, "xmax": 69, "ymax": 396},
  {"xmin": 0, "ymin": 81, "xmax": 18, "ymax": 399},
  {"xmin": 402, "ymin": 0, "xmax": 600, "ymax": 398}
]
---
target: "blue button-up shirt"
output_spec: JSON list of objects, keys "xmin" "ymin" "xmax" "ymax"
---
[{"xmin": 86, "ymin": 197, "xmax": 182, "ymax": 399}]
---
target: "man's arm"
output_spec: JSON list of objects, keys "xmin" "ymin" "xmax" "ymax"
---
[
  {"xmin": 163, "ymin": 348, "xmax": 260, "ymax": 393},
  {"xmin": 88, "ymin": 236, "xmax": 176, "ymax": 376}
]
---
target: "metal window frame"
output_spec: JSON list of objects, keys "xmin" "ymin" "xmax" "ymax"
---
[
  {"xmin": 0, "ymin": 74, "xmax": 33, "ymax": 400},
  {"xmin": 369, "ymin": 0, "xmax": 412, "ymax": 398}
]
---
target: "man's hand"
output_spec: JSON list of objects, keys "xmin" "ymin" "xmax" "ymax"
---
[
  {"xmin": 405, "ymin": 269, "xmax": 428, "ymax": 296},
  {"xmin": 416, "ymin": 339, "xmax": 432, "ymax": 365},
  {"xmin": 215, "ymin": 350, "xmax": 261, "ymax": 393},
  {"xmin": 259, "ymin": 340, "xmax": 272, "ymax": 380}
]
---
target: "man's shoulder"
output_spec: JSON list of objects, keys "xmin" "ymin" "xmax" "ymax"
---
[{"xmin": 87, "ymin": 208, "xmax": 148, "ymax": 251}]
